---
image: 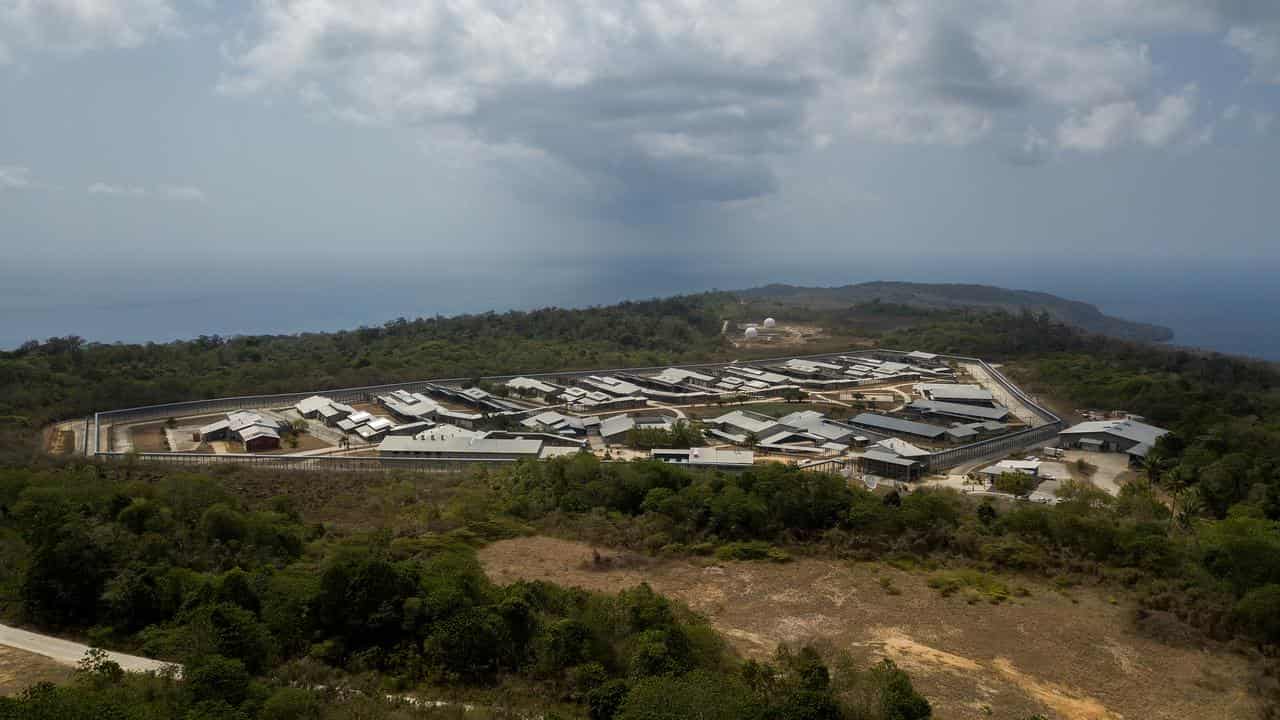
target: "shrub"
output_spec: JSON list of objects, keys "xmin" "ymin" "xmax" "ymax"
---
[
  {"xmin": 260, "ymin": 687, "xmax": 321, "ymax": 720},
  {"xmin": 714, "ymin": 542, "xmax": 790, "ymax": 563},
  {"xmin": 927, "ymin": 570, "xmax": 1012, "ymax": 604}
]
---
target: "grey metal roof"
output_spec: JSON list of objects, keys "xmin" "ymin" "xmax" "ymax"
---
[
  {"xmin": 861, "ymin": 450, "xmax": 920, "ymax": 467},
  {"xmin": 707, "ymin": 428, "xmax": 747, "ymax": 444},
  {"xmin": 524, "ymin": 410, "xmax": 568, "ymax": 428},
  {"xmin": 199, "ymin": 419, "xmax": 230, "ymax": 435},
  {"xmin": 540, "ymin": 446, "xmax": 584, "ymax": 459},
  {"xmin": 759, "ymin": 429, "xmax": 824, "ymax": 446},
  {"xmin": 652, "ymin": 447, "xmax": 755, "ymax": 467},
  {"xmin": 909, "ymin": 400, "xmax": 1009, "ymax": 421},
  {"xmin": 872, "ymin": 438, "xmax": 930, "ymax": 458},
  {"xmin": 240, "ymin": 426, "xmax": 280, "ymax": 442},
  {"xmin": 355, "ymin": 424, "xmax": 387, "ymax": 440},
  {"xmin": 652, "ymin": 367, "xmax": 716, "ymax": 384},
  {"xmin": 918, "ymin": 383, "xmax": 994, "ymax": 403},
  {"xmin": 599, "ymin": 415, "xmax": 636, "ymax": 438},
  {"xmin": 1127, "ymin": 441, "xmax": 1154, "ymax": 457},
  {"xmin": 378, "ymin": 435, "xmax": 542, "ymax": 455},
  {"xmin": 1059, "ymin": 419, "xmax": 1169, "ymax": 445},
  {"xmin": 507, "ymin": 376, "xmax": 559, "ymax": 394},
  {"xmin": 778, "ymin": 410, "xmax": 856, "ymax": 442},
  {"xmin": 228, "ymin": 411, "xmax": 279, "ymax": 433},
  {"xmin": 724, "ymin": 366, "xmax": 792, "ymax": 384},
  {"xmin": 778, "ymin": 410, "xmax": 824, "ymax": 425},
  {"xmin": 850, "ymin": 413, "xmax": 948, "ymax": 439},
  {"xmin": 710, "ymin": 410, "xmax": 780, "ymax": 435},
  {"xmin": 295, "ymin": 395, "xmax": 334, "ymax": 415}
]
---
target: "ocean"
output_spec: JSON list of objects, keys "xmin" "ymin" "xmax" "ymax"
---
[{"xmin": 2, "ymin": 262, "xmax": 1276, "ymax": 361}]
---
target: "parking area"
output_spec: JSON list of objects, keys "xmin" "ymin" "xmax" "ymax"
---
[{"xmin": 1060, "ymin": 449, "xmax": 1134, "ymax": 495}]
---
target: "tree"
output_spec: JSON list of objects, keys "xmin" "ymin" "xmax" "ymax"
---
[
  {"xmin": 260, "ymin": 687, "xmax": 322, "ymax": 720},
  {"xmin": 615, "ymin": 671, "xmax": 754, "ymax": 720},
  {"xmin": 1199, "ymin": 516, "xmax": 1280, "ymax": 594},
  {"xmin": 868, "ymin": 659, "xmax": 931, "ymax": 720},
  {"xmin": 21, "ymin": 526, "xmax": 112, "ymax": 627},
  {"xmin": 185, "ymin": 655, "xmax": 251, "ymax": 707},
  {"xmin": 1233, "ymin": 584, "xmax": 1280, "ymax": 645},
  {"xmin": 993, "ymin": 472, "xmax": 1038, "ymax": 497},
  {"xmin": 976, "ymin": 501, "xmax": 997, "ymax": 526}
]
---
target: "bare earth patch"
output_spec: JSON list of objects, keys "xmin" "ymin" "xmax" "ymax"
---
[
  {"xmin": 479, "ymin": 536, "xmax": 1259, "ymax": 720},
  {"xmin": 0, "ymin": 645, "xmax": 72, "ymax": 696}
]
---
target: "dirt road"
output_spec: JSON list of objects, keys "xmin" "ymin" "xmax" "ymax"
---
[
  {"xmin": 0, "ymin": 623, "xmax": 176, "ymax": 675},
  {"xmin": 962, "ymin": 362, "xmax": 1044, "ymax": 426}
]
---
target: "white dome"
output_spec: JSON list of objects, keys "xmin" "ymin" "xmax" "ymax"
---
[
  {"xmin": 763, "ymin": 317, "xmax": 776, "ymax": 328},
  {"xmin": 744, "ymin": 327, "xmax": 759, "ymax": 339}
]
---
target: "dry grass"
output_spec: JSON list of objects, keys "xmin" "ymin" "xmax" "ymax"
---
[
  {"xmin": 479, "ymin": 536, "xmax": 1260, "ymax": 720},
  {"xmin": 0, "ymin": 646, "xmax": 72, "ymax": 696}
]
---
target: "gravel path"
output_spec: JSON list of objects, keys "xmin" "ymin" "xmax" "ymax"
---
[{"xmin": 0, "ymin": 623, "xmax": 177, "ymax": 675}]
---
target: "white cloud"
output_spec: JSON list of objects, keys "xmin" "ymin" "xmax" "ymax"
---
[
  {"xmin": 1007, "ymin": 127, "xmax": 1052, "ymax": 165},
  {"xmin": 88, "ymin": 182, "xmax": 148, "ymax": 197},
  {"xmin": 216, "ymin": 0, "xmax": 1270, "ymax": 208},
  {"xmin": 0, "ymin": 164, "xmax": 32, "ymax": 189},
  {"xmin": 88, "ymin": 181, "xmax": 207, "ymax": 201},
  {"xmin": 0, "ymin": 0, "xmax": 177, "ymax": 60},
  {"xmin": 1057, "ymin": 85, "xmax": 1201, "ymax": 151},
  {"xmin": 1227, "ymin": 25, "xmax": 1280, "ymax": 84},
  {"xmin": 159, "ymin": 184, "xmax": 206, "ymax": 202},
  {"xmin": 1222, "ymin": 104, "xmax": 1241, "ymax": 121},
  {"xmin": 1257, "ymin": 112, "xmax": 1277, "ymax": 135}
]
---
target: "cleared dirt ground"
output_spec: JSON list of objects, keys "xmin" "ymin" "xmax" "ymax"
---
[
  {"xmin": 0, "ymin": 645, "xmax": 72, "ymax": 695},
  {"xmin": 129, "ymin": 421, "xmax": 172, "ymax": 452},
  {"xmin": 480, "ymin": 536, "xmax": 1259, "ymax": 720}
]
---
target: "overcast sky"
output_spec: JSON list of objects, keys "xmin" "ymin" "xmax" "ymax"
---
[{"xmin": 2, "ymin": 0, "xmax": 1279, "ymax": 283}]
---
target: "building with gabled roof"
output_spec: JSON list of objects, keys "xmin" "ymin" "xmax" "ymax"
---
[
  {"xmin": 651, "ymin": 367, "xmax": 717, "ymax": 387},
  {"xmin": 507, "ymin": 376, "xmax": 560, "ymax": 397},
  {"xmin": 708, "ymin": 409, "xmax": 781, "ymax": 437},
  {"xmin": 201, "ymin": 410, "xmax": 286, "ymax": 450},
  {"xmin": 850, "ymin": 413, "xmax": 948, "ymax": 440},
  {"xmin": 776, "ymin": 410, "xmax": 856, "ymax": 444},
  {"xmin": 856, "ymin": 450, "xmax": 924, "ymax": 480},
  {"xmin": 871, "ymin": 438, "xmax": 931, "ymax": 459},
  {"xmin": 908, "ymin": 399, "xmax": 1010, "ymax": 422},
  {"xmin": 599, "ymin": 415, "xmax": 636, "ymax": 442},
  {"xmin": 651, "ymin": 447, "xmax": 755, "ymax": 468},
  {"xmin": 295, "ymin": 395, "xmax": 337, "ymax": 418},
  {"xmin": 917, "ymin": 383, "xmax": 995, "ymax": 406},
  {"xmin": 1058, "ymin": 419, "xmax": 1169, "ymax": 457},
  {"xmin": 378, "ymin": 434, "xmax": 542, "ymax": 460}
]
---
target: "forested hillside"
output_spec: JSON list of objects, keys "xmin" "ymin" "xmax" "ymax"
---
[
  {"xmin": 5, "ymin": 291, "xmax": 1280, "ymax": 716},
  {"xmin": 0, "ymin": 295, "xmax": 732, "ymax": 428},
  {"xmin": 0, "ymin": 461, "xmax": 938, "ymax": 720}
]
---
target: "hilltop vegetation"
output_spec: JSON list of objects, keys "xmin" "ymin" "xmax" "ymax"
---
[
  {"xmin": 740, "ymin": 281, "xmax": 1174, "ymax": 342},
  {"xmin": 0, "ymin": 295, "xmax": 733, "ymax": 432}
]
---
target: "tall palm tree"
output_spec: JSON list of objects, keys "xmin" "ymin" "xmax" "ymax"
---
[{"xmin": 1138, "ymin": 446, "xmax": 1171, "ymax": 486}]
